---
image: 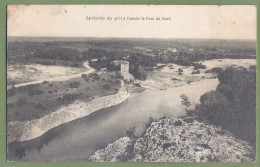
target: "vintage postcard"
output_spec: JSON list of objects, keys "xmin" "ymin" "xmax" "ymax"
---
[{"xmin": 6, "ymin": 5, "xmax": 256, "ymax": 162}]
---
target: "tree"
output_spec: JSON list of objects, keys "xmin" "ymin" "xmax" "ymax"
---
[
  {"xmin": 192, "ymin": 66, "xmax": 256, "ymax": 146},
  {"xmin": 178, "ymin": 68, "xmax": 183, "ymax": 75},
  {"xmin": 180, "ymin": 94, "xmax": 191, "ymax": 108},
  {"xmin": 137, "ymin": 66, "xmax": 147, "ymax": 80}
]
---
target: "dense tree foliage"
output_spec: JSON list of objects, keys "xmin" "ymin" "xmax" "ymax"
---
[{"xmin": 191, "ymin": 66, "xmax": 256, "ymax": 146}]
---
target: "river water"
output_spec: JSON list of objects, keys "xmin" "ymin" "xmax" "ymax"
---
[{"xmin": 8, "ymin": 78, "xmax": 219, "ymax": 161}]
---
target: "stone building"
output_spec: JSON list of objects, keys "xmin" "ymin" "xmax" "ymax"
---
[{"xmin": 120, "ymin": 61, "xmax": 129, "ymax": 74}]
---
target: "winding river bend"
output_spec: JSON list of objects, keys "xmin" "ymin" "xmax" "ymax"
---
[{"xmin": 8, "ymin": 78, "xmax": 219, "ymax": 161}]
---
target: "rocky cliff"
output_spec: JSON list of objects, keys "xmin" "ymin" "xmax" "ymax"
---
[
  {"xmin": 89, "ymin": 117, "xmax": 255, "ymax": 162},
  {"xmin": 7, "ymin": 80, "xmax": 130, "ymax": 143}
]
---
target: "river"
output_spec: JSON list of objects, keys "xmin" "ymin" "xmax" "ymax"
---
[{"xmin": 8, "ymin": 78, "xmax": 219, "ymax": 161}]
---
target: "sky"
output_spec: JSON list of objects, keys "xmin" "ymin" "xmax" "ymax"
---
[{"xmin": 7, "ymin": 5, "xmax": 256, "ymax": 39}]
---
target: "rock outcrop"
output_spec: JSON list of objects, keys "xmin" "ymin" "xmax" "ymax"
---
[
  {"xmin": 89, "ymin": 117, "xmax": 255, "ymax": 162},
  {"xmin": 7, "ymin": 80, "xmax": 130, "ymax": 143}
]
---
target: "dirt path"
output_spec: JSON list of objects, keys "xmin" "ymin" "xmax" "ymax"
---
[{"xmin": 7, "ymin": 62, "xmax": 95, "ymax": 90}]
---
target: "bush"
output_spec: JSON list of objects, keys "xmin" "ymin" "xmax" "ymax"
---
[
  {"xmin": 42, "ymin": 81, "xmax": 49, "ymax": 84},
  {"xmin": 81, "ymin": 74, "xmax": 89, "ymax": 82},
  {"xmin": 36, "ymin": 103, "xmax": 47, "ymax": 111},
  {"xmin": 135, "ymin": 83, "xmax": 141, "ymax": 87},
  {"xmin": 89, "ymin": 73, "xmax": 100, "ymax": 81},
  {"xmin": 81, "ymin": 74, "xmax": 87, "ymax": 78},
  {"xmin": 145, "ymin": 116, "xmax": 156, "ymax": 128},
  {"xmin": 115, "ymin": 72, "xmax": 123, "ymax": 79},
  {"xmin": 172, "ymin": 78, "xmax": 180, "ymax": 81},
  {"xmin": 205, "ymin": 67, "xmax": 223, "ymax": 74},
  {"xmin": 69, "ymin": 81, "xmax": 81, "ymax": 88},
  {"xmin": 178, "ymin": 68, "xmax": 183, "ymax": 75},
  {"xmin": 103, "ymin": 84, "xmax": 111, "ymax": 90},
  {"xmin": 27, "ymin": 89, "xmax": 44, "ymax": 96},
  {"xmin": 56, "ymin": 94, "xmax": 81, "ymax": 103},
  {"xmin": 192, "ymin": 62, "xmax": 206, "ymax": 70},
  {"xmin": 126, "ymin": 126, "xmax": 137, "ymax": 139}
]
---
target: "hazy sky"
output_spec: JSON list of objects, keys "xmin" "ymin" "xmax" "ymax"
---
[{"xmin": 7, "ymin": 5, "xmax": 256, "ymax": 39}]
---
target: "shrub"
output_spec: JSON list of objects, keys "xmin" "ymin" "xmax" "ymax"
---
[
  {"xmin": 69, "ymin": 81, "xmax": 81, "ymax": 88},
  {"xmin": 27, "ymin": 89, "xmax": 44, "ymax": 96},
  {"xmin": 81, "ymin": 74, "xmax": 87, "ymax": 78},
  {"xmin": 89, "ymin": 73, "xmax": 100, "ymax": 81},
  {"xmin": 114, "ymin": 80, "xmax": 121, "ymax": 85},
  {"xmin": 103, "ymin": 84, "xmax": 111, "ymax": 90},
  {"xmin": 81, "ymin": 74, "xmax": 90, "ymax": 82},
  {"xmin": 205, "ymin": 67, "xmax": 223, "ymax": 74},
  {"xmin": 115, "ymin": 72, "xmax": 123, "ymax": 79},
  {"xmin": 193, "ymin": 62, "xmax": 206, "ymax": 70},
  {"xmin": 16, "ymin": 98, "xmax": 27, "ymax": 106},
  {"xmin": 42, "ymin": 81, "xmax": 49, "ymax": 84},
  {"xmin": 145, "ymin": 116, "xmax": 156, "ymax": 128},
  {"xmin": 178, "ymin": 68, "xmax": 183, "ymax": 75},
  {"xmin": 126, "ymin": 126, "xmax": 137, "ymax": 139},
  {"xmin": 135, "ymin": 83, "xmax": 141, "ymax": 87},
  {"xmin": 36, "ymin": 103, "xmax": 47, "ymax": 110},
  {"xmin": 56, "ymin": 94, "xmax": 81, "ymax": 103}
]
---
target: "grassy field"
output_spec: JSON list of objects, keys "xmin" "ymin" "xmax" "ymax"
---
[{"xmin": 7, "ymin": 72, "xmax": 121, "ymax": 122}]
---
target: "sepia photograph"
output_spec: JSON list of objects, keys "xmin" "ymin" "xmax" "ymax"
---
[{"xmin": 6, "ymin": 5, "xmax": 256, "ymax": 162}]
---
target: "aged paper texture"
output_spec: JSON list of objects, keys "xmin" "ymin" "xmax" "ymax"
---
[{"xmin": 7, "ymin": 5, "xmax": 256, "ymax": 162}]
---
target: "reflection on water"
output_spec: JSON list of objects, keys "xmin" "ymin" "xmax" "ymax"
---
[{"xmin": 9, "ymin": 78, "xmax": 219, "ymax": 161}]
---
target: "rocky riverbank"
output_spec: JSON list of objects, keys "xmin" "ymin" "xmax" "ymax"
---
[
  {"xmin": 7, "ymin": 80, "xmax": 130, "ymax": 143},
  {"xmin": 89, "ymin": 117, "xmax": 255, "ymax": 162}
]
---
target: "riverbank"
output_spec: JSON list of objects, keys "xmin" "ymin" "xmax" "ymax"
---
[{"xmin": 7, "ymin": 80, "xmax": 130, "ymax": 143}]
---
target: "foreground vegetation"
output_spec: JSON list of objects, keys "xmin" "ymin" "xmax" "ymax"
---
[{"xmin": 187, "ymin": 66, "xmax": 256, "ymax": 146}]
